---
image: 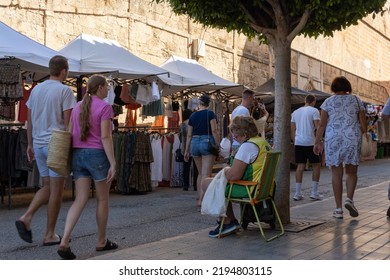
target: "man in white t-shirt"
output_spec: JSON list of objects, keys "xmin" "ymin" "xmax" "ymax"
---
[
  {"xmin": 230, "ymin": 89, "xmax": 255, "ymax": 152},
  {"xmin": 15, "ymin": 55, "xmax": 76, "ymax": 245},
  {"xmin": 291, "ymin": 94, "xmax": 321, "ymax": 201}
]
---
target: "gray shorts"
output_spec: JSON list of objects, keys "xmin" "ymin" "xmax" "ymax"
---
[{"xmin": 34, "ymin": 146, "xmax": 62, "ymax": 177}]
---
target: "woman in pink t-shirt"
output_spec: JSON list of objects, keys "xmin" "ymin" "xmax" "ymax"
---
[{"xmin": 58, "ymin": 74, "xmax": 117, "ymax": 259}]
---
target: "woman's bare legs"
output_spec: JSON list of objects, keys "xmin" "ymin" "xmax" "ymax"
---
[
  {"xmin": 59, "ymin": 178, "xmax": 91, "ymax": 249},
  {"xmin": 193, "ymin": 155, "xmax": 215, "ymax": 205},
  {"xmin": 199, "ymin": 155, "xmax": 215, "ymax": 203},
  {"xmin": 331, "ymin": 165, "xmax": 344, "ymax": 209},
  {"xmin": 345, "ymin": 164, "xmax": 358, "ymax": 200},
  {"xmin": 193, "ymin": 156, "xmax": 202, "ymax": 204},
  {"xmin": 94, "ymin": 179, "xmax": 110, "ymax": 248}
]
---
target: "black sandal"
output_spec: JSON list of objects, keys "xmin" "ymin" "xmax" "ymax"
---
[
  {"xmin": 96, "ymin": 239, "xmax": 118, "ymax": 251},
  {"xmin": 57, "ymin": 247, "xmax": 76, "ymax": 260}
]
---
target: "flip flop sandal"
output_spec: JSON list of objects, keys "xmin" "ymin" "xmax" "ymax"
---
[
  {"xmin": 15, "ymin": 220, "xmax": 32, "ymax": 243},
  {"xmin": 96, "ymin": 239, "xmax": 118, "ymax": 251},
  {"xmin": 57, "ymin": 247, "xmax": 76, "ymax": 260},
  {"xmin": 43, "ymin": 235, "xmax": 62, "ymax": 246}
]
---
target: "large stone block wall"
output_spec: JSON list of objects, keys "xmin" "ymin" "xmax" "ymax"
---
[{"xmin": 1, "ymin": 0, "xmax": 389, "ymax": 104}]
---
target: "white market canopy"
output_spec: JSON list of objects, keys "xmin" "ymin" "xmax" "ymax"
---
[
  {"xmin": 59, "ymin": 34, "xmax": 213, "ymax": 95},
  {"xmin": 0, "ymin": 21, "xmax": 80, "ymax": 81},
  {"xmin": 160, "ymin": 55, "xmax": 244, "ymax": 96}
]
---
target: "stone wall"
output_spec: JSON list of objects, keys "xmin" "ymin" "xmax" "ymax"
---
[{"xmin": 1, "ymin": 0, "xmax": 389, "ymax": 104}]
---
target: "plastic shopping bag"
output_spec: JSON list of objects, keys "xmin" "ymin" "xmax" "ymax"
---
[
  {"xmin": 201, "ymin": 169, "xmax": 227, "ymax": 217},
  {"xmin": 219, "ymin": 137, "xmax": 231, "ymax": 159}
]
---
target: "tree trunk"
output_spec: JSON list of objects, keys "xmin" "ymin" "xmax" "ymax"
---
[{"xmin": 271, "ymin": 39, "xmax": 292, "ymax": 224}]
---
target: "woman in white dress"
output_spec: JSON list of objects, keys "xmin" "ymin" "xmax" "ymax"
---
[{"xmin": 314, "ymin": 76, "xmax": 367, "ymax": 219}]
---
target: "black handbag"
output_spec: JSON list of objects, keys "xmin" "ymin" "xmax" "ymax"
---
[
  {"xmin": 208, "ymin": 142, "xmax": 219, "ymax": 156},
  {"xmin": 175, "ymin": 148, "xmax": 184, "ymax": 162},
  {"xmin": 206, "ymin": 109, "xmax": 219, "ymax": 156}
]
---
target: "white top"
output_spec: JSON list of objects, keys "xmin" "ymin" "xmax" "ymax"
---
[
  {"xmin": 231, "ymin": 105, "xmax": 250, "ymax": 119},
  {"xmin": 26, "ymin": 80, "xmax": 76, "ymax": 148},
  {"xmin": 291, "ymin": 106, "xmax": 320, "ymax": 146},
  {"xmin": 234, "ymin": 141, "xmax": 259, "ymax": 164}
]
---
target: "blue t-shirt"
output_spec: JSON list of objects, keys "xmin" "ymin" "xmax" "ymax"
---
[{"xmin": 188, "ymin": 109, "xmax": 217, "ymax": 135}]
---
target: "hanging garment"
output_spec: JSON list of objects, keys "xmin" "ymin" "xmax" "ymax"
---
[
  {"xmin": 170, "ymin": 133, "xmax": 183, "ymax": 187},
  {"xmin": 151, "ymin": 81, "xmax": 160, "ymax": 101},
  {"xmin": 0, "ymin": 103, "xmax": 15, "ymax": 120},
  {"xmin": 119, "ymin": 84, "xmax": 135, "ymax": 104},
  {"xmin": 162, "ymin": 134, "xmax": 174, "ymax": 181},
  {"xmin": 135, "ymin": 84, "xmax": 152, "ymax": 105},
  {"xmin": 103, "ymin": 81, "xmax": 116, "ymax": 105},
  {"xmin": 141, "ymin": 99, "xmax": 163, "ymax": 116},
  {"xmin": 168, "ymin": 111, "xmax": 179, "ymax": 129},
  {"xmin": 165, "ymin": 97, "xmax": 173, "ymax": 118},
  {"xmin": 128, "ymin": 132, "xmax": 153, "ymax": 192},
  {"xmin": 125, "ymin": 108, "xmax": 137, "ymax": 127},
  {"xmin": 0, "ymin": 64, "xmax": 23, "ymax": 103},
  {"xmin": 172, "ymin": 101, "xmax": 180, "ymax": 111},
  {"xmin": 150, "ymin": 134, "xmax": 163, "ymax": 188},
  {"xmin": 152, "ymin": 115, "xmax": 165, "ymax": 128},
  {"xmin": 18, "ymin": 82, "xmax": 35, "ymax": 122},
  {"xmin": 15, "ymin": 128, "xmax": 33, "ymax": 171}
]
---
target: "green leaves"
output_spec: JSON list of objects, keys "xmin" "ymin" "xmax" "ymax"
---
[{"xmin": 153, "ymin": 0, "xmax": 387, "ymax": 41}]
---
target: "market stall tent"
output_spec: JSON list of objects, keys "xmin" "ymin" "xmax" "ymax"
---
[
  {"xmin": 255, "ymin": 78, "xmax": 331, "ymax": 111},
  {"xmin": 59, "ymin": 34, "xmax": 210, "ymax": 95},
  {"xmin": 0, "ymin": 21, "xmax": 80, "ymax": 81},
  {"xmin": 160, "ymin": 55, "xmax": 244, "ymax": 97}
]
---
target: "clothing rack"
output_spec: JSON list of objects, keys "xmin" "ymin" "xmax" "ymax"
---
[
  {"xmin": 117, "ymin": 125, "xmax": 150, "ymax": 131},
  {"xmin": 0, "ymin": 121, "xmax": 25, "ymax": 209},
  {"xmin": 149, "ymin": 126, "xmax": 179, "ymax": 132}
]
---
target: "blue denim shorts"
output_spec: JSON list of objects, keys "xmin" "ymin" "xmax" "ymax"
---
[
  {"xmin": 191, "ymin": 135, "xmax": 216, "ymax": 157},
  {"xmin": 72, "ymin": 148, "xmax": 110, "ymax": 181},
  {"xmin": 34, "ymin": 146, "xmax": 62, "ymax": 177}
]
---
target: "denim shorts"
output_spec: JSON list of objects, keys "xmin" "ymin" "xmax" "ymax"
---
[
  {"xmin": 34, "ymin": 146, "xmax": 62, "ymax": 178},
  {"xmin": 191, "ymin": 135, "xmax": 216, "ymax": 157},
  {"xmin": 72, "ymin": 148, "xmax": 110, "ymax": 181}
]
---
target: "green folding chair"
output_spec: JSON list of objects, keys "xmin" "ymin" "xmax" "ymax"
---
[{"xmin": 219, "ymin": 151, "xmax": 284, "ymax": 241}]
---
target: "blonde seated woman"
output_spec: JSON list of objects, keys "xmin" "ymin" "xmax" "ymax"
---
[{"xmin": 202, "ymin": 116, "xmax": 271, "ymax": 238}]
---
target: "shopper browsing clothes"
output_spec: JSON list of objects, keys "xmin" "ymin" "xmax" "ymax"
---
[
  {"xmin": 57, "ymin": 74, "xmax": 117, "ymax": 260},
  {"xmin": 314, "ymin": 76, "xmax": 367, "ymax": 219},
  {"xmin": 179, "ymin": 108, "xmax": 198, "ymax": 191},
  {"xmin": 184, "ymin": 94, "xmax": 220, "ymax": 206},
  {"xmin": 15, "ymin": 55, "xmax": 76, "ymax": 245}
]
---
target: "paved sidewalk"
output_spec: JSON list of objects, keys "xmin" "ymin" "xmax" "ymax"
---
[{"xmin": 91, "ymin": 180, "xmax": 390, "ymax": 260}]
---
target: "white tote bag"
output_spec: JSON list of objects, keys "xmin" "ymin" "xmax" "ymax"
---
[{"xmin": 201, "ymin": 169, "xmax": 227, "ymax": 217}]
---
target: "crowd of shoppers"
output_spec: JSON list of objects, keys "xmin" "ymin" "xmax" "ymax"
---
[{"xmin": 13, "ymin": 54, "xmax": 388, "ymax": 253}]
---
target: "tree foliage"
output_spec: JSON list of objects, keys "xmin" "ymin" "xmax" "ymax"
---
[{"xmin": 154, "ymin": 0, "xmax": 387, "ymax": 43}]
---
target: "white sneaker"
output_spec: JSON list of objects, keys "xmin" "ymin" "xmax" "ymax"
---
[
  {"xmin": 333, "ymin": 209, "xmax": 344, "ymax": 219},
  {"xmin": 345, "ymin": 198, "xmax": 359, "ymax": 217},
  {"xmin": 310, "ymin": 194, "xmax": 323, "ymax": 201},
  {"xmin": 293, "ymin": 194, "xmax": 304, "ymax": 201}
]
